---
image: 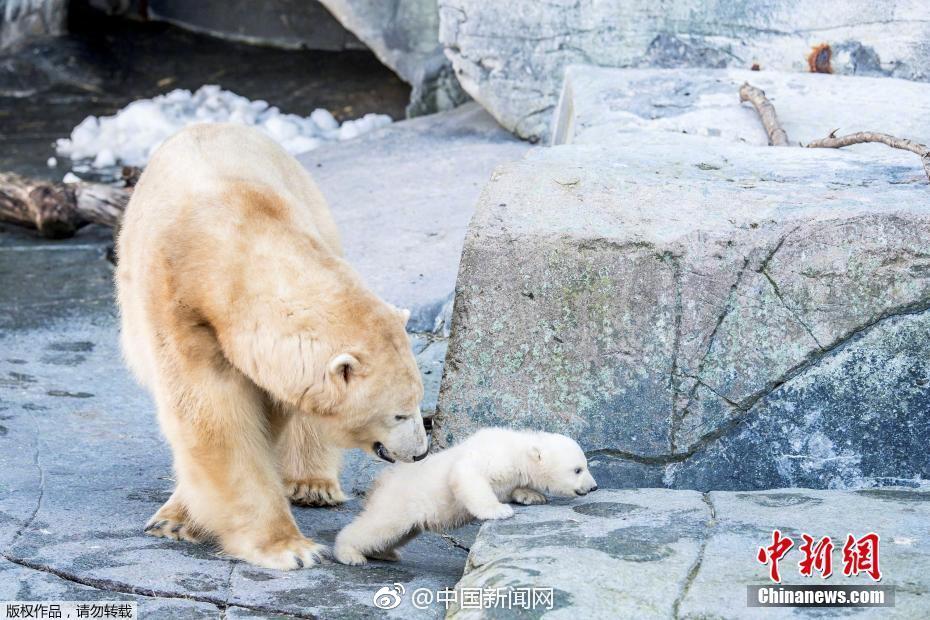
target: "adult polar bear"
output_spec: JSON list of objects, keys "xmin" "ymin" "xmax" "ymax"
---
[{"xmin": 116, "ymin": 123, "xmax": 428, "ymax": 570}]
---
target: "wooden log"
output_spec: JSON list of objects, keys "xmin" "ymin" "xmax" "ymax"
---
[
  {"xmin": 0, "ymin": 172, "xmax": 82, "ymax": 239},
  {"xmin": 0, "ymin": 172, "xmax": 131, "ymax": 238}
]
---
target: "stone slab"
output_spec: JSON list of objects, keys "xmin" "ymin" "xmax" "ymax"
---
[
  {"xmin": 552, "ymin": 66, "xmax": 930, "ymax": 147},
  {"xmin": 434, "ymin": 135, "xmax": 930, "ymax": 489},
  {"xmin": 449, "ymin": 488, "xmax": 930, "ymax": 619},
  {"xmin": 302, "ymin": 102, "xmax": 529, "ymax": 333},
  {"xmin": 438, "ymin": 0, "xmax": 930, "ymax": 141}
]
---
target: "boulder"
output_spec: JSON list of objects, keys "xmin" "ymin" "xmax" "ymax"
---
[
  {"xmin": 449, "ymin": 488, "xmax": 930, "ymax": 618},
  {"xmin": 433, "ymin": 132, "xmax": 930, "ymax": 490},
  {"xmin": 438, "ymin": 0, "xmax": 930, "ymax": 141},
  {"xmin": 319, "ymin": 0, "xmax": 470, "ymax": 116}
]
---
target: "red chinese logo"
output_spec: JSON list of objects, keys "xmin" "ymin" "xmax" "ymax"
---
[
  {"xmin": 757, "ymin": 531, "xmax": 882, "ymax": 582},
  {"xmin": 842, "ymin": 533, "xmax": 882, "ymax": 581},
  {"xmin": 757, "ymin": 529, "xmax": 794, "ymax": 583},
  {"xmin": 798, "ymin": 534, "xmax": 833, "ymax": 578}
]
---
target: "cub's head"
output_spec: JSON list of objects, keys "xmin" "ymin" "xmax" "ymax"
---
[
  {"xmin": 310, "ymin": 302, "xmax": 428, "ymax": 464},
  {"xmin": 527, "ymin": 433, "xmax": 598, "ymax": 498}
]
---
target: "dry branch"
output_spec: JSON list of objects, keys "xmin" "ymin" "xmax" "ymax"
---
[
  {"xmin": 739, "ymin": 82, "xmax": 789, "ymax": 146},
  {"xmin": 0, "ymin": 173, "xmax": 131, "ymax": 238},
  {"xmin": 807, "ymin": 131, "xmax": 930, "ymax": 181}
]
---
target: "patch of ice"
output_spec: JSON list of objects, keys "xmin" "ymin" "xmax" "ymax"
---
[
  {"xmin": 62, "ymin": 172, "xmax": 80, "ymax": 184},
  {"xmin": 55, "ymin": 85, "xmax": 392, "ymax": 170},
  {"xmin": 46, "ymin": 157, "xmax": 57, "ymax": 168}
]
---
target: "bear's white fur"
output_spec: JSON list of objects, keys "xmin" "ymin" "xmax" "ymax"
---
[
  {"xmin": 116, "ymin": 123, "xmax": 428, "ymax": 570},
  {"xmin": 334, "ymin": 428, "xmax": 598, "ymax": 565}
]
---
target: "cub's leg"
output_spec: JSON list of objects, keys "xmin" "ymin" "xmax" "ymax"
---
[
  {"xmin": 334, "ymin": 511, "xmax": 420, "ymax": 566},
  {"xmin": 449, "ymin": 462, "xmax": 514, "ymax": 520},
  {"xmin": 158, "ymin": 370, "xmax": 327, "ymax": 570},
  {"xmin": 144, "ymin": 490, "xmax": 205, "ymax": 543},
  {"xmin": 510, "ymin": 488, "xmax": 547, "ymax": 505},
  {"xmin": 277, "ymin": 409, "xmax": 347, "ymax": 507}
]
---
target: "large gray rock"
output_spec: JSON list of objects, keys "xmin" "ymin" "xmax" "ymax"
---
[
  {"xmin": 438, "ymin": 0, "xmax": 930, "ymax": 141},
  {"xmin": 433, "ymin": 133, "xmax": 930, "ymax": 490},
  {"xmin": 319, "ymin": 0, "xmax": 470, "ymax": 116},
  {"xmin": 450, "ymin": 488, "xmax": 930, "ymax": 619}
]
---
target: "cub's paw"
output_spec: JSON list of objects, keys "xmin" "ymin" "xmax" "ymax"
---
[
  {"xmin": 474, "ymin": 504, "xmax": 515, "ymax": 521},
  {"xmin": 369, "ymin": 549, "xmax": 401, "ymax": 562},
  {"xmin": 245, "ymin": 536, "xmax": 329, "ymax": 570},
  {"xmin": 334, "ymin": 543, "xmax": 368, "ymax": 566},
  {"xmin": 511, "ymin": 488, "xmax": 547, "ymax": 506},
  {"xmin": 286, "ymin": 478, "xmax": 348, "ymax": 507},
  {"xmin": 144, "ymin": 517, "xmax": 204, "ymax": 544}
]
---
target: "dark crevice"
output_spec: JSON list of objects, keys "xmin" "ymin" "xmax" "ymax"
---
[
  {"xmin": 440, "ymin": 533, "xmax": 472, "ymax": 554},
  {"xmin": 666, "ymin": 252, "xmax": 685, "ymax": 454},
  {"xmin": 672, "ymin": 492, "xmax": 716, "ymax": 619}
]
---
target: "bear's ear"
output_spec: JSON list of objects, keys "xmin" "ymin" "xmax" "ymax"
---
[
  {"xmin": 529, "ymin": 445, "xmax": 542, "ymax": 462},
  {"xmin": 327, "ymin": 353, "xmax": 360, "ymax": 386},
  {"xmin": 399, "ymin": 308, "xmax": 411, "ymax": 326}
]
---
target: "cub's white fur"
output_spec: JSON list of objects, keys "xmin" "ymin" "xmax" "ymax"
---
[{"xmin": 334, "ymin": 428, "xmax": 598, "ymax": 565}]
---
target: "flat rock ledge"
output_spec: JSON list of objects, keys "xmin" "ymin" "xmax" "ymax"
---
[{"xmin": 448, "ymin": 488, "xmax": 930, "ymax": 619}]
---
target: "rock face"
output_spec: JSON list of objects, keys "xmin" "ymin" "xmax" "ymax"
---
[
  {"xmin": 320, "ymin": 0, "xmax": 470, "ymax": 116},
  {"xmin": 433, "ymin": 130, "xmax": 930, "ymax": 490},
  {"xmin": 438, "ymin": 0, "xmax": 930, "ymax": 140},
  {"xmin": 449, "ymin": 488, "xmax": 930, "ymax": 619},
  {"xmin": 0, "ymin": 0, "xmax": 66, "ymax": 50}
]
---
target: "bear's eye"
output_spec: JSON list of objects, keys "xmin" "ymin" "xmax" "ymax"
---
[
  {"xmin": 574, "ymin": 467, "xmax": 583, "ymax": 475},
  {"xmin": 395, "ymin": 415, "xmax": 410, "ymax": 422}
]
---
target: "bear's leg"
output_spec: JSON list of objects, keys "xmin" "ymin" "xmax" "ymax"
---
[
  {"xmin": 334, "ymin": 511, "xmax": 419, "ymax": 566},
  {"xmin": 277, "ymin": 409, "xmax": 348, "ymax": 507},
  {"xmin": 144, "ymin": 490, "xmax": 206, "ymax": 543},
  {"xmin": 510, "ymin": 488, "xmax": 547, "ymax": 505},
  {"xmin": 450, "ymin": 462, "xmax": 515, "ymax": 520},
  {"xmin": 159, "ymin": 373, "xmax": 327, "ymax": 570}
]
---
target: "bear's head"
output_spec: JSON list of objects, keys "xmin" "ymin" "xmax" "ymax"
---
[
  {"xmin": 308, "ymin": 301, "xmax": 429, "ymax": 464},
  {"xmin": 527, "ymin": 433, "xmax": 598, "ymax": 497}
]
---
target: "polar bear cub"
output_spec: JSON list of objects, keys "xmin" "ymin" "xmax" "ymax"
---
[{"xmin": 334, "ymin": 427, "xmax": 598, "ymax": 565}]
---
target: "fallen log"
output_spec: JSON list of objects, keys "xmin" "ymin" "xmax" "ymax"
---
[{"xmin": 0, "ymin": 172, "xmax": 132, "ymax": 238}]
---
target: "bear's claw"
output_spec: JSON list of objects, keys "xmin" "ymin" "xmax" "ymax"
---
[
  {"xmin": 511, "ymin": 488, "xmax": 547, "ymax": 505},
  {"xmin": 286, "ymin": 478, "xmax": 348, "ymax": 507}
]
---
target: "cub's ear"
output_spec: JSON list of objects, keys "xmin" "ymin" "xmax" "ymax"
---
[
  {"xmin": 399, "ymin": 308, "xmax": 411, "ymax": 326},
  {"xmin": 327, "ymin": 353, "xmax": 360, "ymax": 385},
  {"xmin": 529, "ymin": 445, "xmax": 542, "ymax": 462}
]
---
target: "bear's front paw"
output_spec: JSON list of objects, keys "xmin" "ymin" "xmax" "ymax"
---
[
  {"xmin": 474, "ymin": 504, "xmax": 515, "ymax": 520},
  {"xmin": 511, "ymin": 488, "xmax": 547, "ymax": 506},
  {"xmin": 244, "ymin": 536, "xmax": 329, "ymax": 570},
  {"xmin": 286, "ymin": 478, "xmax": 348, "ymax": 507},
  {"xmin": 334, "ymin": 543, "xmax": 368, "ymax": 566},
  {"xmin": 144, "ymin": 516, "xmax": 204, "ymax": 544}
]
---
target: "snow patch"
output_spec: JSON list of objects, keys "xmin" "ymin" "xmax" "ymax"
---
[{"xmin": 55, "ymin": 85, "xmax": 392, "ymax": 170}]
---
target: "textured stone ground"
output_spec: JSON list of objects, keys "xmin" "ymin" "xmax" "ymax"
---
[{"xmin": 450, "ymin": 488, "xmax": 930, "ymax": 619}]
